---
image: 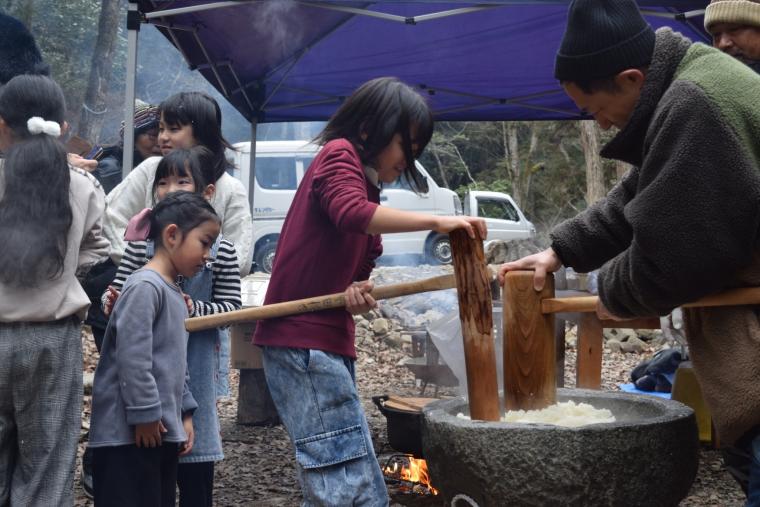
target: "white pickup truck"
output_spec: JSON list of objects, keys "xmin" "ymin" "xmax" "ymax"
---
[
  {"xmin": 416, "ymin": 189, "xmax": 536, "ymax": 266},
  {"xmin": 229, "ymin": 141, "xmax": 536, "ymax": 271}
]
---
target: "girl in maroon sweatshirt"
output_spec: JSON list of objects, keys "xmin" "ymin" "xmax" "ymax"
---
[{"xmin": 253, "ymin": 77, "xmax": 485, "ymax": 506}]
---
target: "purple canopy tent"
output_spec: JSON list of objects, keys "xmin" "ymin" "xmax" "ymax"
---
[{"xmin": 124, "ymin": 0, "xmax": 710, "ymax": 204}]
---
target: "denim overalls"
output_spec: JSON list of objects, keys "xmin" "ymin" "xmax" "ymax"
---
[{"xmin": 145, "ymin": 239, "xmax": 224, "ymax": 463}]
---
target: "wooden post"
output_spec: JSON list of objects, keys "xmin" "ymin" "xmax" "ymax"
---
[
  {"xmin": 449, "ymin": 229, "xmax": 500, "ymax": 421},
  {"xmin": 576, "ymin": 313, "xmax": 603, "ymax": 389},
  {"xmin": 237, "ymin": 368, "xmax": 280, "ymax": 426},
  {"xmin": 555, "ymin": 318, "xmax": 566, "ymax": 388},
  {"xmin": 503, "ymin": 271, "xmax": 556, "ymax": 410}
]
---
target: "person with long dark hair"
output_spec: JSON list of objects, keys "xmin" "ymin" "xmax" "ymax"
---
[
  {"xmin": 253, "ymin": 77, "xmax": 486, "ymax": 506},
  {"xmin": 0, "ymin": 74, "xmax": 109, "ymax": 505},
  {"xmin": 103, "ymin": 91, "xmax": 252, "ymax": 276}
]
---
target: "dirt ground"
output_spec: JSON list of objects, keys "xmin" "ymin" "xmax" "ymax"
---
[{"xmin": 74, "ymin": 323, "xmax": 745, "ymax": 507}]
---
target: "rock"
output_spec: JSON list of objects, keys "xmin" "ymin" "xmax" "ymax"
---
[
  {"xmin": 384, "ymin": 332, "xmax": 403, "ymax": 348},
  {"xmin": 372, "ymin": 318, "xmax": 391, "ymax": 335},
  {"xmin": 620, "ymin": 335, "xmax": 648, "ymax": 354},
  {"xmin": 484, "ymin": 238, "xmax": 543, "ymax": 264},
  {"xmin": 604, "ymin": 328, "xmax": 638, "ymax": 343},
  {"xmin": 606, "ymin": 339, "xmax": 623, "ymax": 353},
  {"xmin": 83, "ymin": 372, "xmax": 94, "ymax": 395}
]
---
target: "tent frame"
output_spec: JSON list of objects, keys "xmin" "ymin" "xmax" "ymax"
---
[{"xmin": 123, "ymin": 0, "xmax": 708, "ymax": 208}]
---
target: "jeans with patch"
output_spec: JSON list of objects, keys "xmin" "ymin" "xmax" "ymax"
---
[
  {"xmin": 748, "ymin": 434, "xmax": 760, "ymax": 507},
  {"xmin": 263, "ymin": 346, "xmax": 388, "ymax": 507}
]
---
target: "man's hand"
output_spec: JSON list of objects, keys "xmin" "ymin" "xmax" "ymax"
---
[
  {"xmin": 103, "ymin": 286, "xmax": 120, "ymax": 316},
  {"xmin": 135, "ymin": 420, "xmax": 167, "ymax": 448},
  {"xmin": 179, "ymin": 415, "xmax": 194, "ymax": 456},
  {"xmin": 68, "ymin": 153, "xmax": 98, "ymax": 172},
  {"xmin": 345, "ymin": 280, "xmax": 376, "ymax": 315},
  {"xmin": 182, "ymin": 293, "xmax": 194, "ymax": 316},
  {"xmin": 498, "ymin": 247, "xmax": 562, "ymax": 290},
  {"xmin": 596, "ymin": 298, "xmax": 625, "ymax": 321}
]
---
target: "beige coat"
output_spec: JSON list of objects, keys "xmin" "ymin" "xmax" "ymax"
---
[
  {"xmin": 0, "ymin": 166, "xmax": 110, "ymax": 322},
  {"xmin": 103, "ymin": 156, "xmax": 253, "ymax": 276}
]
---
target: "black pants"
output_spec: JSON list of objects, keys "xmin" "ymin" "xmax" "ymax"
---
[
  {"xmin": 82, "ymin": 258, "xmax": 118, "ymax": 352},
  {"xmin": 177, "ymin": 461, "xmax": 215, "ymax": 507},
  {"xmin": 92, "ymin": 443, "xmax": 179, "ymax": 507}
]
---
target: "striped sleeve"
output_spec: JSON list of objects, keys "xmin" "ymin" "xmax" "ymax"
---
[
  {"xmin": 191, "ymin": 239, "xmax": 242, "ymax": 317},
  {"xmin": 101, "ymin": 241, "xmax": 148, "ymax": 310}
]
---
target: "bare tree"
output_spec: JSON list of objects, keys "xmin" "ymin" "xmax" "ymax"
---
[
  {"xmin": 614, "ymin": 160, "xmax": 632, "ymax": 181},
  {"xmin": 77, "ymin": 0, "xmax": 120, "ymax": 143},
  {"xmin": 578, "ymin": 120, "xmax": 607, "ymax": 205}
]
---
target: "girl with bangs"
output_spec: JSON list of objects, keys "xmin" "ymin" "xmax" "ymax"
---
[
  {"xmin": 100, "ymin": 148, "xmax": 241, "ymax": 507},
  {"xmin": 252, "ymin": 77, "xmax": 486, "ymax": 506},
  {"xmin": 103, "ymin": 92, "xmax": 252, "ymax": 276}
]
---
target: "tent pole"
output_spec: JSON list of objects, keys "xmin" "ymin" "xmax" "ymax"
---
[
  {"xmin": 248, "ymin": 119, "xmax": 258, "ymax": 213},
  {"xmin": 145, "ymin": 1, "xmax": 252, "ymax": 19},
  {"xmin": 123, "ymin": 0, "xmax": 140, "ymax": 177}
]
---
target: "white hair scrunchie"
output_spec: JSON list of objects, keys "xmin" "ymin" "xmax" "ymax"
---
[{"xmin": 27, "ymin": 116, "xmax": 61, "ymax": 137}]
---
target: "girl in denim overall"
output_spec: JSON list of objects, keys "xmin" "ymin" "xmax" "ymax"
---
[
  {"xmin": 253, "ymin": 77, "xmax": 486, "ymax": 506},
  {"xmin": 103, "ymin": 148, "xmax": 241, "ymax": 507}
]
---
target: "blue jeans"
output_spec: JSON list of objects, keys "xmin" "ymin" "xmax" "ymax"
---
[
  {"xmin": 262, "ymin": 346, "xmax": 388, "ymax": 507},
  {"xmin": 748, "ymin": 435, "xmax": 760, "ymax": 507}
]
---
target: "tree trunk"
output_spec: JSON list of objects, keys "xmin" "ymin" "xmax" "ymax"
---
[
  {"xmin": 579, "ymin": 120, "xmax": 606, "ymax": 205},
  {"xmin": 431, "ymin": 146, "xmax": 450, "ymax": 188},
  {"xmin": 507, "ymin": 123, "xmax": 526, "ymax": 206},
  {"xmin": 77, "ymin": 0, "xmax": 120, "ymax": 143},
  {"xmin": 614, "ymin": 160, "xmax": 632, "ymax": 181},
  {"xmin": 8, "ymin": 0, "xmax": 34, "ymax": 27}
]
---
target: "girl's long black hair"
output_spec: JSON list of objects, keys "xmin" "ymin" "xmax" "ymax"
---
[
  {"xmin": 147, "ymin": 191, "xmax": 220, "ymax": 249},
  {"xmin": 314, "ymin": 77, "xmax": 434, "ymax": 193},
  {"xmin": 159, "ymin": 92, "xmax": 233, "ymax": 183},
  {"xmin": 0, "ymin": 74, "xmax": 71, "ymax": 287}
]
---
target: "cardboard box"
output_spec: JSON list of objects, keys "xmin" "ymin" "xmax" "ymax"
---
[{"xmin": 230, "ymin": 322, "xmax": 263, "ymax": 369}]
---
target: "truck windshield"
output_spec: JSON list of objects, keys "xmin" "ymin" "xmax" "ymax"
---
[{"xmin": 478, "ymin": 198, "xmax": 519, "ymax": 221}]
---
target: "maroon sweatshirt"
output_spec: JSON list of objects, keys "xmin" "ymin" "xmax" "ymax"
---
[{"xmin": 253, "ymin": 139, "xmax": 382, "ymax": 358}]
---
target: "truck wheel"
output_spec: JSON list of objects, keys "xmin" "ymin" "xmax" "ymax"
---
[
  {"xmin": 426, "ymin": 234, "xmax": 452, "ymax": 265},
  {"xmin": 254, "ymin": 241, "xmax": 277, "ymax": 274}
]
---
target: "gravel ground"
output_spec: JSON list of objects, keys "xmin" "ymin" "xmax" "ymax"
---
[{"xmin": 73, "ymin": 317, "xmax": 745, "ymax": 507}]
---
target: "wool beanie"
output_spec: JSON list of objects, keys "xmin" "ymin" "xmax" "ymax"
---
[
  {"xmin": 704, "ymin": 0, "xmax": 760, "ymax": 30},
  {"xmin": 554, "ymin": 0, "xmax": 656, "ymax": 82},
  {"xmin": 118, "ymin": 99, "xmax": 160, "ymax": 142},
  {"xmin": 0, "ymin": 13, "xmax": 49, "ymax": 85}
]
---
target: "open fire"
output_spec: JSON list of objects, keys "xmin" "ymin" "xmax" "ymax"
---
[{"xmin": 383, "ymin": 454, "xmax": 439, "ymax": 496}]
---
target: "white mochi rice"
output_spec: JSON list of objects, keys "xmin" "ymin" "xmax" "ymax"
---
[{"xmin": 457, "ymin": 400, "xmax": 615, "ymax": 427}]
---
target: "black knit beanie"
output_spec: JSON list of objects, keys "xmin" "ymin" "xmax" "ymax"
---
[
  {"xmin": 0, "ymin": 13, "xmax": 49, "ymax": 85},
  {"xmin": 554, "ymin": 0, "xmax": 656, "ymax": 82}
]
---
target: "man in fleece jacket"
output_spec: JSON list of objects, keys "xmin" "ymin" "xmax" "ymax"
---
[{"xmin": 498, "ymin": 0, "xmax": 760, "ymax": 501}]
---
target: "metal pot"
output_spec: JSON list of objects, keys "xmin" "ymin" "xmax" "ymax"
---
[{"xmin": 372, "ymin": 395, "xmax": 424, "ymax": 458}]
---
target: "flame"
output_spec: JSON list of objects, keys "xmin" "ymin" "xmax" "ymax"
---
[{"xmin": 383, "ymin": 456, "xmax": 439, "ymax": 495}]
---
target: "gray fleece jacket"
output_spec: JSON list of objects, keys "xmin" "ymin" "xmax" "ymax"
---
[
  {"xmin": 89, "ymin": 269, "xmax": 197, "ymax": 447},
  {"xmin": 551, "ymin": 28, "xmax": 760, "ymax": 444}
]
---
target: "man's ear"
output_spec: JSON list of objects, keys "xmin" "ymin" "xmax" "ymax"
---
[
  {"xmin": 61, "ymin": 120, "xmax": 69, "ymax": 137},
  {"xmin": 616, "ymin": 69, "xmax": 646, "ymax": 90},
  {"xmin": 202, "ymin": 183, "xmax": 216, "ymax": 201},
  {"xmin": 0, "ymin": 117, "xmax": 13, "ymax": 151}
]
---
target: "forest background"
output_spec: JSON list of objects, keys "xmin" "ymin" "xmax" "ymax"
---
[{"xmin": 2, "ymin": 0, "xmax": 631, "ymax": 239}]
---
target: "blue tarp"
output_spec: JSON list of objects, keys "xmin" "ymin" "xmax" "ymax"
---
[{"xmin": 137, "ymin": 1, "xmax": 710, "ymax": 122}]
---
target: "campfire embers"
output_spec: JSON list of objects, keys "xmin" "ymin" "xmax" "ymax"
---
[{"xmin": 382, "ymin": 454, "xmax": 438, "ymax": 496}]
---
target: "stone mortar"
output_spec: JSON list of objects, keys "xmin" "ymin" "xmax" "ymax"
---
[{"xmin": 422, "ymin": 388, "xmax": 699, "ymax": 507}]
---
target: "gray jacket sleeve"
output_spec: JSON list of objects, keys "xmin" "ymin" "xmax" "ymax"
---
[
  {"xmin": 551, "ymin": 168, "xmax": 638, "ymax": 272},
  {"xmin": 595, "ymin": 82, "xmax": 760, "ymax": 317},
  {"xmin": 113, "ymin": 281, "xmax": 163, "ymax": 425}
]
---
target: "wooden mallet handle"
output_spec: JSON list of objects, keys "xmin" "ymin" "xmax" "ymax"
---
[
  {"xmin": 541, "ymin": 286, "xmax": 760, "ymax": 314},
  {"xmin": 185, "ymin": 273, "xmax": 457, "ymax": 332}
]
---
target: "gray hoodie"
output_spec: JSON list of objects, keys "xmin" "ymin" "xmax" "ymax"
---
[{"xmin": 89, "ymin": 268, "xmax": 197, "ymax": 447}]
